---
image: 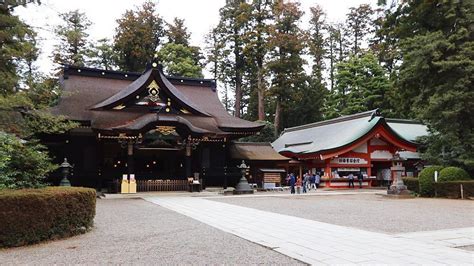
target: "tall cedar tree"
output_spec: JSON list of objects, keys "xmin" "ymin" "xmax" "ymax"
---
[
  {"xmin": 214, "ymin": 0, "xmax": 247, "ymax": 117},
  {"xmin": 0, "ymin": 1, "xmax": 38, "ymax": 94},
  {"xmin": 52, "ymin": 10, "xmax": 91, "ymax": 70},
  {"xmin": 157, "ymin": 18, "xmax": 203, "ymax": 78},
  {"xmin": 346, "ymin": 4, "xmax": 374, "ymax": 56},
  {"xmin": 241, "ymin": 0, "xmax": 273, "ymax": 121},
  {"xmin": 89, "ymin": 38, "xmax": 117, "ymax": 70},
  {"xmin": 268, "ymin": 0, "xmax": 306, "ymax": 133},
  {"xmin": 306, "ymin": 4, "xmax": 327, "ymax": 123},
  {"xmin": 166, "ymin": 17, "xmax": 190, "ymax": 45},
  {"xmin": 204, "ymin": 28, "xmax": 233, "ymax": 111},
  {"xmin": 114, "ymin": 1, "xmax": 164, "ymax": 72},
  {"xmin": 386, "ymin": 0, "xmax": 474, "ymax": 170},
  {"xmin": 325, "ymin": 23, "xmax": 347, "ymax": 91}
]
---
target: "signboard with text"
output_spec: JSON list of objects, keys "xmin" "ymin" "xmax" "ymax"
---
[{"xmin": 330, "ymin": 157, "xmax": 368, "ymax": 165}]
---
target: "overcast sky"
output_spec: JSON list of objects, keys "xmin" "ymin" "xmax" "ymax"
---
[{"xmin": 16, "ymin": 0, "xmax": 377, "ymax": 77}]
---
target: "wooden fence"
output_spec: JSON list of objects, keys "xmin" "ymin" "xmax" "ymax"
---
[{"xmin": 136, "ymin": 179, "xmax": 188, "ymax": 192}]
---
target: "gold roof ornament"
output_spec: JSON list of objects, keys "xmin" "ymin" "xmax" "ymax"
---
[
  {"xmin": 156, "ymin": 126, "xmax": 176, "ymax": 135},
  {"xmin": 147, "ymin": 80, "xmax": 160, "ymax": 102}
]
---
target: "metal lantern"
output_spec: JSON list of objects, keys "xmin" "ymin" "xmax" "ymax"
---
[{"xmin": 59, "ymin": 158, "xmax": 73, "ymax": 186}]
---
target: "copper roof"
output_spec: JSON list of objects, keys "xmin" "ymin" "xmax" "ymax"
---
[
  {"xmin": 272, "ymin": 110, "xmax": 425, "ymax": 157},
  {"xmin": 230, "ymin": 142, "xmax": 290, "ymax": 161},
  {"xmin": 52, "ymin": 65, "xmax": 263, "ymax": 136}
]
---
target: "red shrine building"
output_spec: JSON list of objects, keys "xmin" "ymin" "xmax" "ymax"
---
[{"xmin": 271, "ymin": 110, "xmax": 428, "ymax": 188}]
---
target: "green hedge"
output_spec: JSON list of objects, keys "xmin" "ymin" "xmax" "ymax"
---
[
  {"xmin": 438, "ymin": 167, "xmax": 471, "ymax": 182},
  {"xmin": 0, "ymin": 187, "xmax": 96, "ymax": 247},
  {"xmin": 402, "ymin": 177, "xmax": 419, "ymax": 194},
  {"xmin": 418, "ymin": 165, "xmax": 444, "ymax": 197},
  {"xmin": 434, "ymin": 181, "xmax": 474, "ymax": 199}
]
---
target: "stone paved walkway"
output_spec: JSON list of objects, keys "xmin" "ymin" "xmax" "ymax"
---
[
  {"xmin": 145, "ymin": 196, "xmax": 474, "ymax": 265},
  {"xmin": 395, "ymin": 227, "xmax": 474, "ymax": 249}
]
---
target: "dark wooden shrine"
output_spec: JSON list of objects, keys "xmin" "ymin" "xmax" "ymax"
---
[{"xmin": 46, "ymin": 61, "xmax": 263, "ymax": 192}]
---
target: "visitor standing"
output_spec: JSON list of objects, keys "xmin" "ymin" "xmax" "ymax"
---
[
  {"xmin": 348, "ymin": 173, "xmax": 355, "ymax": 188},
  {"xmin": 296, "ymin": 176, "xmax": 302, "ymax": 194},
  {"xmin": 358, "ymin": 172, "xmax": 364, "ymax": 188},
  {"xmin": 310, "ymin": 173, "xmax": 316, "ymax": 190},
  {"xmin": 303, "ymin": 172, "xmax": 309, "ymax": 193},
  {"xmin": 289, "ymin": 173, "xmax": 296, "ymax": 194},
  {"xmin": 315, "ymin": 172, "xmax": 321, "ymax": 189}
]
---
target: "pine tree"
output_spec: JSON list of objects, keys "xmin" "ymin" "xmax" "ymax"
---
[
  {"xmin": 114, "ymin": 1, "xmax": 164, "ymax": 72},
  {"xmin": 52, "ymin": 10, "xmax": 92, "ymax": 69}
]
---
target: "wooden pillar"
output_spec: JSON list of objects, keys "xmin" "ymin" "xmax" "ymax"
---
[
  {"xmin": 223, "ymin": 142, "xmax": 227, "ymax": 189},
  {"xmin": 127, "ymin": 142, "xmax": 134, "ymax": 177},
  {"xmin": 185, "ymin": 142, "xmax": 192, "ymax": 178}
]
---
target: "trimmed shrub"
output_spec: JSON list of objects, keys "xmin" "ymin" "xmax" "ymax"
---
[
  {"xmin": 418, "ymin": 165, "xmax": 444, "ymax": 197},
  {"xmin": 434, "ymin": 181, "xmax": 474, "ymax": 199},
  {"xmin": 403, "ymin": 177, "xmax": 419, "ymax": 194},
  {"xmin": 438, "ymin": 167, "xmax": 471, "ymax": 182},
  {"xmin": 0, "ymin": 187, "xmax": 96, "ymax": 247}
]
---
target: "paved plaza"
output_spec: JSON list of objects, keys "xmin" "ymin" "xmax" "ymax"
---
[
  {"xmin": 146, "ymin": 194, "xmax": 474, "ymax": 265},
  {"xmin": 2, "ymin": 191, "xmax": 473, "ymax": 265}
]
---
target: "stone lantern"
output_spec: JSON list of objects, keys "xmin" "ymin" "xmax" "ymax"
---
[
  {"xmin": 59, "ymin": 158, "xmax": 73, "ymax": 186},
  {"xmin": 387, "ymin": 152, "xmax": 412, "ymax": 197},
  {"xmin": 234, "ymin": 160, "xmax": 254, "ymax": 195}
]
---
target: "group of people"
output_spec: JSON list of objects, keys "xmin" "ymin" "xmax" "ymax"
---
[{"xmin": 286, "ymin": 171, "xmax": 321, "ymax": 194}]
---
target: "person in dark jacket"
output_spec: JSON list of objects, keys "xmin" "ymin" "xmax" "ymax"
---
[
  {"xmin": 358, "ymin": 172, "xmax": 364, "ymax": 188},
  {"xmin": 289, "ymin": 173, "xmax": 296, "ymax": 194}
]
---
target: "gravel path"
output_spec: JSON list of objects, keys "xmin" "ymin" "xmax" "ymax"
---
[
  {"xmin": 0, "ymin": 198, "xmax": 302, "ymax": 265},
  {"xmin": 211, "ymin": 194, "xmax": 474, "ymax": 234}
]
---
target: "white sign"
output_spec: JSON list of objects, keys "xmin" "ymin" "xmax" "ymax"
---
[{"xmin": 331, "ymin": 157, "xmax": 368, "ymax": 165}]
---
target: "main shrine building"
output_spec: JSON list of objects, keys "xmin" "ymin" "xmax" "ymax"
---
[
  {"xmin": 47, "ymin": 62, "xmax": 264, "ymax": 191},
  {"xmin": 272, "ymin": 110, "xmax": 427, "ymax": 188}
]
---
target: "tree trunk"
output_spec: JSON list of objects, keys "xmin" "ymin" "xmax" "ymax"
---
[
  {"xmin": 257, "ymin": 67, "xmax": 265, "ymax": 120},
  {"xmin": 274, "ymin": 99, "xmax": 281, "ymax": 136}
]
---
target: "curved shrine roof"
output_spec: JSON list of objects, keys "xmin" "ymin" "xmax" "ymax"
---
[
  {"xmin": 272, "ymin": 110, "xmax": 426, "ymax": 158},
  {"xmin": 52, "ymin": 65, "xmax": 263, "ymax": 136}
]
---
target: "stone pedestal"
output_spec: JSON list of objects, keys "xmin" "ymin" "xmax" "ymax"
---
[{"xmin": 386, "ymin": 164, "xmax": 413, "ymax": 198}]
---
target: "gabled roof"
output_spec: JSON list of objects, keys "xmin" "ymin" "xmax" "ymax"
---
[
  {"xmin": 52, "ymin": 64, "xmax": 264, "ymax": 136},
  {"xmin": 272, "ymin": 110, "xmax": 424, "ymax": 158},
  {"xmin": 230, "ymin": 142, "xmax": 290, "ymax": 161}
]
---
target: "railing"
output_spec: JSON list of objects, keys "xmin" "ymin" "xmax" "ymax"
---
[
  {"xmin": 136, "ymin": 179, "xmax": 188, "ymax": 192},
  {"xmin": 109, "ymin": 179, "xmax": 189, "ymax": 193}
]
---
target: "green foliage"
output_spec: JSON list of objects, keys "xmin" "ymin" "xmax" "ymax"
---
[
  {"xmin": 402, "ymin": 177, "xmax": 420, "ymax": 194},
  {"xmin": 0, "ymin": 92, "xmax": 77, "ymax": 138},
  {"xmin": 0, "ymin": 187, "xmax": 96, "ymax": 247},
  {"xmin": 240, "ymin": 121, "xmax": 276, "ymax": 142},
  {"xmin": 0, "ymin": 3, "xmax": 38, "ymax": 94},
  {"xmin": 386, "ymin": 0, "xmax": 474, "ymax": 171},
  {"xmin": 328, "ymin": 51, "xmax": 391, "ymax": 118},
  {"xmin": 52, "ymin": 10, "xmax": 91, "ymax": 69},
  {"xmin": 0, "ymin": 132, "xmax": 56, "ymax": 189},
  {"xmin": 418, "ymin": 165, "xmax": 444, "ymax": 197},
  {"xmin": 267, "ymin": 0, "xmax": 307, "ymax": 132},
  {"xmin": 433, "ymin": 181, "xmax": 474, "ymax": 199},
  {"xmin": 114, "ymin": 1, "xmax": 164, "ymax": 72},
  {"xmin": 157, "ymin": 43, "xmax": 203, "ymax": 78},
  {"xmin": 166, "ymin": 17, "xmax": 190, "ymax": 46},
  {"xmin": 89, "ymin": 38, "xmax": 118, "ymax": 70},
  {"xmin": 438, "ymin": 167, "xmax": 471, "ymax": 182}
]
